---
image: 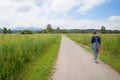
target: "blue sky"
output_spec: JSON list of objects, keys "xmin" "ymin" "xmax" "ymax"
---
[
  {"xmin": 60, "ymin": 0, "xmax": 120, "ymax": 20},
  {"xmin": 0, "ymin": 0, "xmax": 120, "ymax": 30},
  {"xmin": 77, "ymin": 0, "xmax": 120, "ymax": 20}
]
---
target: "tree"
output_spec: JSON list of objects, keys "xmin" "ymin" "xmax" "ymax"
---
[
  {"xmin": 46, "ymin": 24, "xmax": 53, "ymax": 33},
  {"xmin": 56, "ymin": 27, "xmax": 61, "ymax": 33},
  {"xmin": 42, "ymin": 29, "xmax": 48, "ymax": 33},
  {"xmin": 112, "ymin": 30, "xmax": 120, "ymax": 33},
  {"xmin": 61, "ymin": 29, "xmax": 69, "ymax": 33},
  {"xmin": 100, "ymin": 26, "xmax": 106, "ymax": 34},
  {"xmin": 81, "ymin": 30, "xmax": 86, "ymax": 33},
  {"xmin": 2, "ymin": 27, "xmax": 8, "ymax": 34},
  {"xmin": 8, "ymin": 29, "xmax": 12, "ymax": 34},
  {"xmin": 21, "ymin": 30, "xmax": 33, "ymax": 34}
]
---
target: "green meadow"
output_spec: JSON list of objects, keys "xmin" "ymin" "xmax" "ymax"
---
[
  {"xmin": 0, "ymin": 34, "xmax": 61, "ymax": 80},
  {"xmin": 67, "ymin": 34, "xmax": 120, "ymax": 73}
]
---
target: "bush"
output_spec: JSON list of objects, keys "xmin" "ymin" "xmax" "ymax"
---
[{"xmin": 21, "ymin": 30, "xmax": 33, "ymax": 34}]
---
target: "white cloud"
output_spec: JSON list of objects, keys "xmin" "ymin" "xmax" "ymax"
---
[
  {"xmin": 76, "ymin": 0, "xmax": 106, "ymax": 13},
  {"xmin": 50, "ymin": 0, "xmax": 74, "ymax": 12},
  {"xmin": 0, "ymin": 0, "xmax": 119, "ymax": 30},
  {"xmin": 17, "ymin": 5, "xmax": 32, "ymax": 12},
  {"xmin": 107, "ymin": 16, "xmax": 120, "ymax": 21}
]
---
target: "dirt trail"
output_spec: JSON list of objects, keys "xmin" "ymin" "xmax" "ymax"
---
[{"xmin": 52, "ymin": 36, "xmax": 120, "ymax": 80}]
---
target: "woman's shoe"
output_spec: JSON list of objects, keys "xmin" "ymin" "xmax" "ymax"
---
[{"xmin": 95, "ymin": 60, "xmax": 99, "ymax": 64}]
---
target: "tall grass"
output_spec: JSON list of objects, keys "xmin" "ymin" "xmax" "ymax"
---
[
  {"xmin": 66, "ymin": 34, "xmax": 91, "ymax": 46},
  {"xmin": 21, "ymin": 35, "xmax": 61, "ymax": 80},
  {"xmin": 67, "ymin": 34, "xmax": 120, "ymax": 72},
  {"xmin": 100, "ymin": 34, "xmax": 120, "ymax": 60},
  {"xmin": 0, "ymin": 34, "xmax": 61, "ymax": 80}
]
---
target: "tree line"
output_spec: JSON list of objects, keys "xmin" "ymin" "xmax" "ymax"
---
[
  {"xmin": 2, "ymin": 27, "xmax": 12, "ymax": 34},
  {"xmin": 1, "ymin": 24, "xmax": 120, "ymax": 34}
]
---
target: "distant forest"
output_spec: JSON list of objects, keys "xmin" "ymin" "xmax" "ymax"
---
[{"xmin": 0, "ymin": 24, "xmax": 120, "ymax": 34}]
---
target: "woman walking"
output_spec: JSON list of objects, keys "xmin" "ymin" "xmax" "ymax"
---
[{"xmin": 91, "ymin": 30, "xmax": 101, "ymax": 63}]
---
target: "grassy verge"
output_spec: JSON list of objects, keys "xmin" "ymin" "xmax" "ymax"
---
[
  {"xmin": 17, "ymin": 35, "xmax": 61, "ymax": 80},
  {"xmin": 66, "ymin": 34, "xmax": 120, "ymax": 73},
  {"xmin": 99, "ymin": 55, "xmax": 120, "ymax": 72}
]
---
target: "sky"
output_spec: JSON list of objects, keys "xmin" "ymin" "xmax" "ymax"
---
[{"xmin": 0, "ymin": 0, "xmax": 120, "ymax": 30}]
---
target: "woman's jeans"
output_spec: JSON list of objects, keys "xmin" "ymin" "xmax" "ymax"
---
[{"xmin": 92, "ymin": 43, "xmax": 99, "ymax": 59}]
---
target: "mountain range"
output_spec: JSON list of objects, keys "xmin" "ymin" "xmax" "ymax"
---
[{"xmin": 13, "ymin": 26, "xmax": 43, "ymax": 31}]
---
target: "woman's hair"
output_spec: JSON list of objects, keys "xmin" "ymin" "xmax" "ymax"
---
[{"xmin": 93, "ymin": 30, "xmax": 97, "ymax": 34}]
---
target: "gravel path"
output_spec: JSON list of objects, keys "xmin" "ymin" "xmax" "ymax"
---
[{"xmin": 52, "ymin": 36, "xmax": 120, "ymax": 80}]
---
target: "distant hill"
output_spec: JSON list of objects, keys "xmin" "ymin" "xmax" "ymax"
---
[
  {"xmin": 12, "ymin": 27, "xmax": 43, "ymax": 33},
  {"xmin": 14, "ymin": 27, "xmax": 43, "ymax": 31},
  {"xmin": 68, "ymin": 29, "xmax": 99, "ymax": 33}
]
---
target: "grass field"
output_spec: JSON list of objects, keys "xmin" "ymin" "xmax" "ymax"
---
[
  {"xmin": 0, "ymin": 34, "xmax": 61, "ymax": 80},
  {"xmin": 66, "ymin": 34, "xmax": 120, "ymax": 73}
]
